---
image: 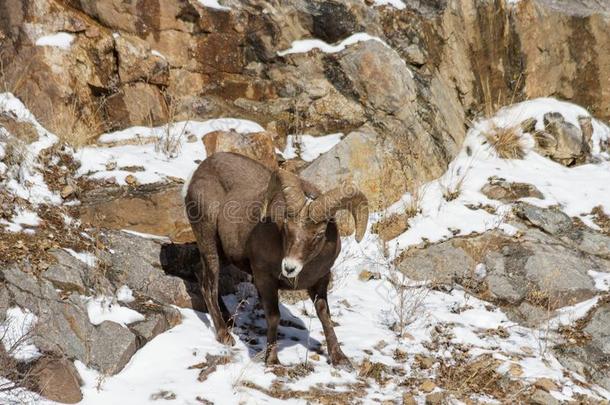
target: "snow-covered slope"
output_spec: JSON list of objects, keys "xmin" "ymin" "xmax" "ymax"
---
[{"xmin": 2, "ymin": 94, "xmax": 610, "ymax": 404}]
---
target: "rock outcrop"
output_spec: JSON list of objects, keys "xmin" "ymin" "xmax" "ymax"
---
[
  {"xmin": 2, "ymin": 0, "xmax": 608, "ymax": 208},
  {"xmin": 397, "ymin": 203, "xmax": 610, "ymax": 326}
]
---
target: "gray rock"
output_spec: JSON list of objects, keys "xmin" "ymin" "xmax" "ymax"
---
[
  {"xmin": 2, "ymin": 265, "xmax": 155, "ymax": 375},
  {"xmin": 584, "ymin": 303, "xmax": 610, "ymax": 354},
  {"xmin": 43, "ymin": 249, "xmax": 88, "ymax": 294},
  {"xmin": 554, "ymin": 302, "xmax": 610, "ymax": 391},
  {"xmin": 484, "ymin": 251, "xmax": 529, "ymax": 304},
  {"xmin": 523, "ymin": 243, "xmax": 597, "ymax": 305},
  {"xmin": 106, "ymin": 231, "xmax": 198, "ymax": 309},
  {"xmin": 337, "ymin": 40, "xmax": 417, "ymax": 114},
  {"xmin": 397, "ymin": 241, "xmax": 475, "ymax": 284},
  {"xmin": 514, "ymin": 202, "xmax": 572, "ymax": 235},
  {"xmin": 481, "ymin": 178, "xmax": 544, "ymax": 202},
  {"xmin": 89, "ymin": 321, "xmax": 138, "ymax": 375},
  {"xmin": 529, "ymin": 389, "xmax": 560, "ymax": 405},
  {"xmin": 565, "ymin": 229, "xmax": 610, "ymax": 259}
]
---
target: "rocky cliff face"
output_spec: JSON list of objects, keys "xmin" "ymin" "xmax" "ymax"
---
[
  {"xmin": 1, "ymin": 1, "xmax": 610, "ymax": 404},
  {"xmin": 1, "ymin": 0, "xmax": 609, "ymax": 206}
]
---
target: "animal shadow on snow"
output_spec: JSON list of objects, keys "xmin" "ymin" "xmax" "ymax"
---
[{"xmin": 160, "ymin": 242, "xmax": 324, "ymax": 361}]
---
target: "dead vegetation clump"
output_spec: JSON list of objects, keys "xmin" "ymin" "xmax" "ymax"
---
[
  {"xmin": 0, "ymin": 202, "xmax": 102, "ymax": 273},
  {"xmin": 591, "ymin": 205, "xmax": 610, "ymax": 235},
  {"xmin": 189, "ymin": 353, "xmax": 233, "ymax": 382},
  {"xmin": 45, "ymin": 98, "xmax": 106, "ymax": 149},
  {"xmin": 436, "ymin": 354, "xmax": 524, "ymax": 401},
  {"xmin": 240, "ymin": 379, "xmax": 367, "ymax": 405},
  {"xmin": 358, "ymin": 358, "xmax": 390, "ymax": 385},
  {"xmin": 484, "ymin": 124, "xmax": 526, "ymax": 159},
  {"xmin": 0, "ymin": 317, "xmax": 42, "ymax": 401}
]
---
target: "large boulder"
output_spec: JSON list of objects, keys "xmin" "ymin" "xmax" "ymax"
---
[
  {"xmin": 336, "ymin": 40, "xmax": 417, "ymax": 114},
  {"xmin": 29, "ymin": 356, "xmax": 83, "ymax": 404},
  {"xmin": 300, "ymin": 130, "xmax": 402, "ymax": 209},
  {"xmin": 79, "ymin": 183, "xmax": 193, "ymax": 243},
  {"xmin": 1, "ymin": 265, "xmax": 138, "ymax": 375},
  {"xmin": 203, "ymin": 130, "xmax": 278, "ymax": 170},
  {"xmin": 104, "ymin": 231, "xmax": 202, "ymax": 310},
  {"xmin": 114, "ymin": 33, "xmax": 169, "ymax": 85}
]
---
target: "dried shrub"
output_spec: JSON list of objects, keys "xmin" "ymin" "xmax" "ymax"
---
[
  {"xmin": 437, "ymin": 354, "xmax": 524, "ymax": 401},
  {"xmin": 484, "ymin": 125, "xmax": 525, "ymax": 159},
  {"xmin": 440, "ymin": 165, "xmax": 470, "ymax": 202},
  {"xmin": 46, "ymin": 98, "xmax": 105, "ymax": 148}
]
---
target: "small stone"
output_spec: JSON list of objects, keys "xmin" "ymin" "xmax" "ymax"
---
[
  {"xmin": 415, "ymin": 354, "xmax": 435, "ymax": 369},
  {"xmin": 420, "ymin": 379, "xmax": 436, "ymax": 393},
  {"xmin": 85, "ymin": 26, "xmax": 100, "ymax": 38},
  {"xmin": 509, "ymin": 363, "xmax": 523, "ymax": 377},
  {"xmin": 358, "ymin": 270, "xmax": 380, "ymax": 282},
  {"xmin": 187, "ymin": 134, "xmax": 198, "ymax": 143},
  {"xmin": 520, "ymin": 117, "xmax": 537, "ymax": 133},
  {"xmin": 106, "ymin": 161, "xmax": 117, "ymax": 171},
  {"xmin": 533, "ymin": 377, "xmax": 559, "ymax": 392},
  {"xmin": 425, "ymin": 392, "xmax": 444, "ymax": 405},
  {"xmin": 402, "ymin": 393, "xmax": 417, "ymax": 405},
  {"xmin": 61, "ymin": 185, "xmax": 75, "ymax": 199},
  {"xmin": 125, "ymin": 174, "xmax": 138, "ymax": 185},
  {"xmin": 530, "ymin": 389, "xmax": 560, "ymax": 405}
]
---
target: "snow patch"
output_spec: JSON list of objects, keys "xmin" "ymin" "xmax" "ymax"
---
[
  {"xmin": 281, "ymin": 133, "xmax": 343, "ymax": 162},
  {"xmin": 35, "ymin": 32, "xmax": 74, "ymax": 50},
  {"xmin": 64, "ymin": 248, "xmax": 97, "ymax": 267},
  {"xmin": 588, "ymin": 270, "xmax": 610, "ymax": 291},
  {"xmin": 278, "ymin": 32, "xmax": 386, "ymax": 56},
  {"xmin": 0, "ymin": 307, "xmax": 41, "ymax": 362},
  {"xmin": 78, "ymin": 118, "xmax": 263, "ymax": 186},
  {"xmin": 116, "ymin": 286, "xmax": 136, "ymax": 304},
  {"xmin": 197, "ymin": 0, "xmax": 230, "ymax": 11},
  {"xmin": 0, "ymin": 93, "xmax": 61, "ymax": 206},
  {"xmin": 372, "ymin": 0, "xmax": 406, "ymax": 9},
  {"xmin": 85, "ymin": 296, "xmax": 144, "ymax": 327}
]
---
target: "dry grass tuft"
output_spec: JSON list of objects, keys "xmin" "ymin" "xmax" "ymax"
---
[
  {"xmin": 591, "ymin": 205, "xmax": 610, "ymax": 236},
  {"xmin": 154, "ymin": 93, "xmax": 191, "ymax": 159},
  {"xmin": 437, "ymin": 354, "xmax": 524, "ymax": 401},
  {"xmin": 484, "ymin": 125, "xmax": 525, "ymax": 159},
  {"xmin": 440, "ymin": 166, "xmax": 469, "ymax": 202},
  {"xmin": 46, "ymin": 98, "xmax": 105, "ymax": 148}
]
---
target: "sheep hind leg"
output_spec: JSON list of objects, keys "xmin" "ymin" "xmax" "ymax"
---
[{"xmin": 194, "ymin": 223, "xmax": 235, "ymax": 346}]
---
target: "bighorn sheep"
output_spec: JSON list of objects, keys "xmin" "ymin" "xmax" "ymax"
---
[{"xmin": 184, "ymin": 152, "xmax": 368, "ymax": 367}]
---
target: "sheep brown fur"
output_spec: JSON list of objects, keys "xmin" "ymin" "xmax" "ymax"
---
[{"xmin": 184, "ymin": 152, "xmax": 368, "ymax": 367}]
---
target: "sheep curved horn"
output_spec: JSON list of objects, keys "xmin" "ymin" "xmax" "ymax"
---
[
  {"xmin": 261, "ymin": 169, "xmax": 306, "ymax": 219},
  {"xmin": 307, "ymin": 183, "xmax": 369, "ymax": 242}
]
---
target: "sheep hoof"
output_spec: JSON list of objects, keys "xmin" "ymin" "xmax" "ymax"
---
[
  {"xmin": 265, "ymin": 352, "xmax": 281, "ymax": 366},
  {"xmin": 331, "ymin": 355, "xmax": 353, "ymax": 371},
  {"xmin": 217, "ymin": 330, "xmax": 235, "ymax": 346}
]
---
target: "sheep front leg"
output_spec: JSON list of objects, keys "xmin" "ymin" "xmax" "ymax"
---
[
  {"xmin": 308, "ymin": 274, "xmax": 352, "ymax": 370},
  {"xmin": 255, "ymin": 277, "xmax": 281, "ymax": 365}
]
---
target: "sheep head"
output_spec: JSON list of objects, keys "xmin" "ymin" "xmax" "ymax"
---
[{"xmin": 261, "ymin": 169, "xmax": 369, "ymax": 278}]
